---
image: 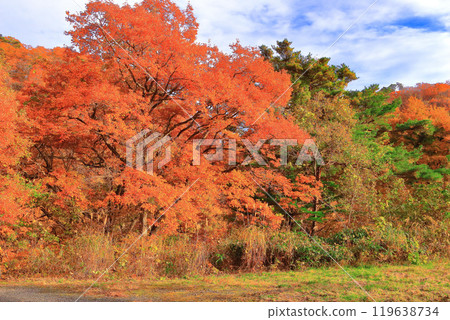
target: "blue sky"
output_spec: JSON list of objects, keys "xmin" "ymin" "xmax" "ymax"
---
[{"xmin": 1, "ymin": 0, "xmax": 449, "ymax": 89}]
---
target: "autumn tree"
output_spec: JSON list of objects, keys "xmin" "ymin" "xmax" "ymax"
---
[
  {"xmin": 260, "ymin": 40, "xmax": 366, "ymax": 234},
  {"xmin": 390, "ymin": 83, "xmax": 449, "ymax": 181},
  {"xmin": 347, "ymin": 83, "xmax": 449, "ymax": 225},
  {"xmin": 0, "ymin": 55, "xmax": 34, "ymax": 270},
  {"xmin": 16, "ymin": 0, "xmax": 313, "ymax": 241}
]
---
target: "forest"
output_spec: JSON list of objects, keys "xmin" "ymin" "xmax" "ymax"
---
[{"xmin": 0, "ymin": 0, "xmax": 448, "ymax": 280}]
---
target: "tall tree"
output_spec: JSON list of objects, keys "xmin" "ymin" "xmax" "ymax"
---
[
  {"xmin": 16, "ymin": 0, "xmax": 314, "ymax": 239},
  {"xmin": 260, "ymin": 39, "xmax": 357, "ymax": 106}
]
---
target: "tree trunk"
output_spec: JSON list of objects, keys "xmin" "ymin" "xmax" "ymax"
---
[
  {"xmin": 140, "ymin": 211, "xmax": 148, "ymax": 236},
  {"xmin": 310, "ymin": 160, "xmax": 322, "ymax": 236}
]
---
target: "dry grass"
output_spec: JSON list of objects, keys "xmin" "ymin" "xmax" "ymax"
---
[
  {"xmin": 3, "ymin": 260, "xmax": 449, "ymax": 302},
  {"xmin": 13, "ymin": 223, "xmax": 448, "ymax": 279}
]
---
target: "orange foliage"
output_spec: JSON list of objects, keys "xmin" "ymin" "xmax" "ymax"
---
[
  {"xmin": 390, "ymin": 83, "xmax": 450, "ymax": 170},
  {"xmin": 0, "ymin": 63, "xmax": 30, "ymax": 237},
  {"xmin": 1, "ymin": 0, "xmax": 315, "ymax": 240}
]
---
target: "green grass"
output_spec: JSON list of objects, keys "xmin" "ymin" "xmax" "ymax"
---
[{"xmin": 1, "ymin": 261, "xmax": 449, "ymax": 301}]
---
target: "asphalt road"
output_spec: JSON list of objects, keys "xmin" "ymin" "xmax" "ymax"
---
[{"xmin": 0, "ymin": 286, "xmax": 127, "ymax": 302}]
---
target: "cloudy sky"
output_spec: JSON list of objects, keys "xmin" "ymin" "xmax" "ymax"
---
[{"xmin": 1, "ymin": 0, "xmax": 449, "ymax": 89}]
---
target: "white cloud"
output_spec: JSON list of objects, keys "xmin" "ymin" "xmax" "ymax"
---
[
  {"xmin": 0, "ymin": 0, "xmax": 87, "ymax": 47},
  {"xmin": 173, "ymin": 0, "xmax": 450, "ymax": 88},
  {"xmin": 340, "ymin": 28, "xmax": 450, "ymax": 89},
  {"xmin": 174, "ymin": 0, "xmax": 297, "ymax": 50},
  {"xmin": 0, "ymin": 0, "xmax": 449, "ymax": 89}
]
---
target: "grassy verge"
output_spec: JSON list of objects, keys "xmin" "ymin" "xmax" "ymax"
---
[{"xmin": 1, "ymin": 260, "xmax": 449, "ymax": 301}]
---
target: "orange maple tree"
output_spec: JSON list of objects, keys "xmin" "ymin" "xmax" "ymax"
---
[
  {"xmin": 9, "ymin": 0, "xmax": 318, "ymax": 240},
  {"xmin": 390, "ymin": 83, "xmax": 450, "ymax": 172},
  {"xmin": 0, "ymin": 60, "xmax": 32, "ymax": 261}
]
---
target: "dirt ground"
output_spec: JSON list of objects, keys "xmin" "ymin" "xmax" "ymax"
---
[
  {"xmin": 0, "ymin": 286, "xmax": 128, "ymax": 302},
  {"xmin": 1, "ymin": 261, "xmax": 449, "ymax": 302}
]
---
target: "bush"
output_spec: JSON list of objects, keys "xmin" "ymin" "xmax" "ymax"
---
[
  {"xmin": 117, "ymin": 234, "xmax": 213, "ymax": 278},
  {"xmin": 11, "ymin": 218, "xmax": 450, "ymax": 278}
]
